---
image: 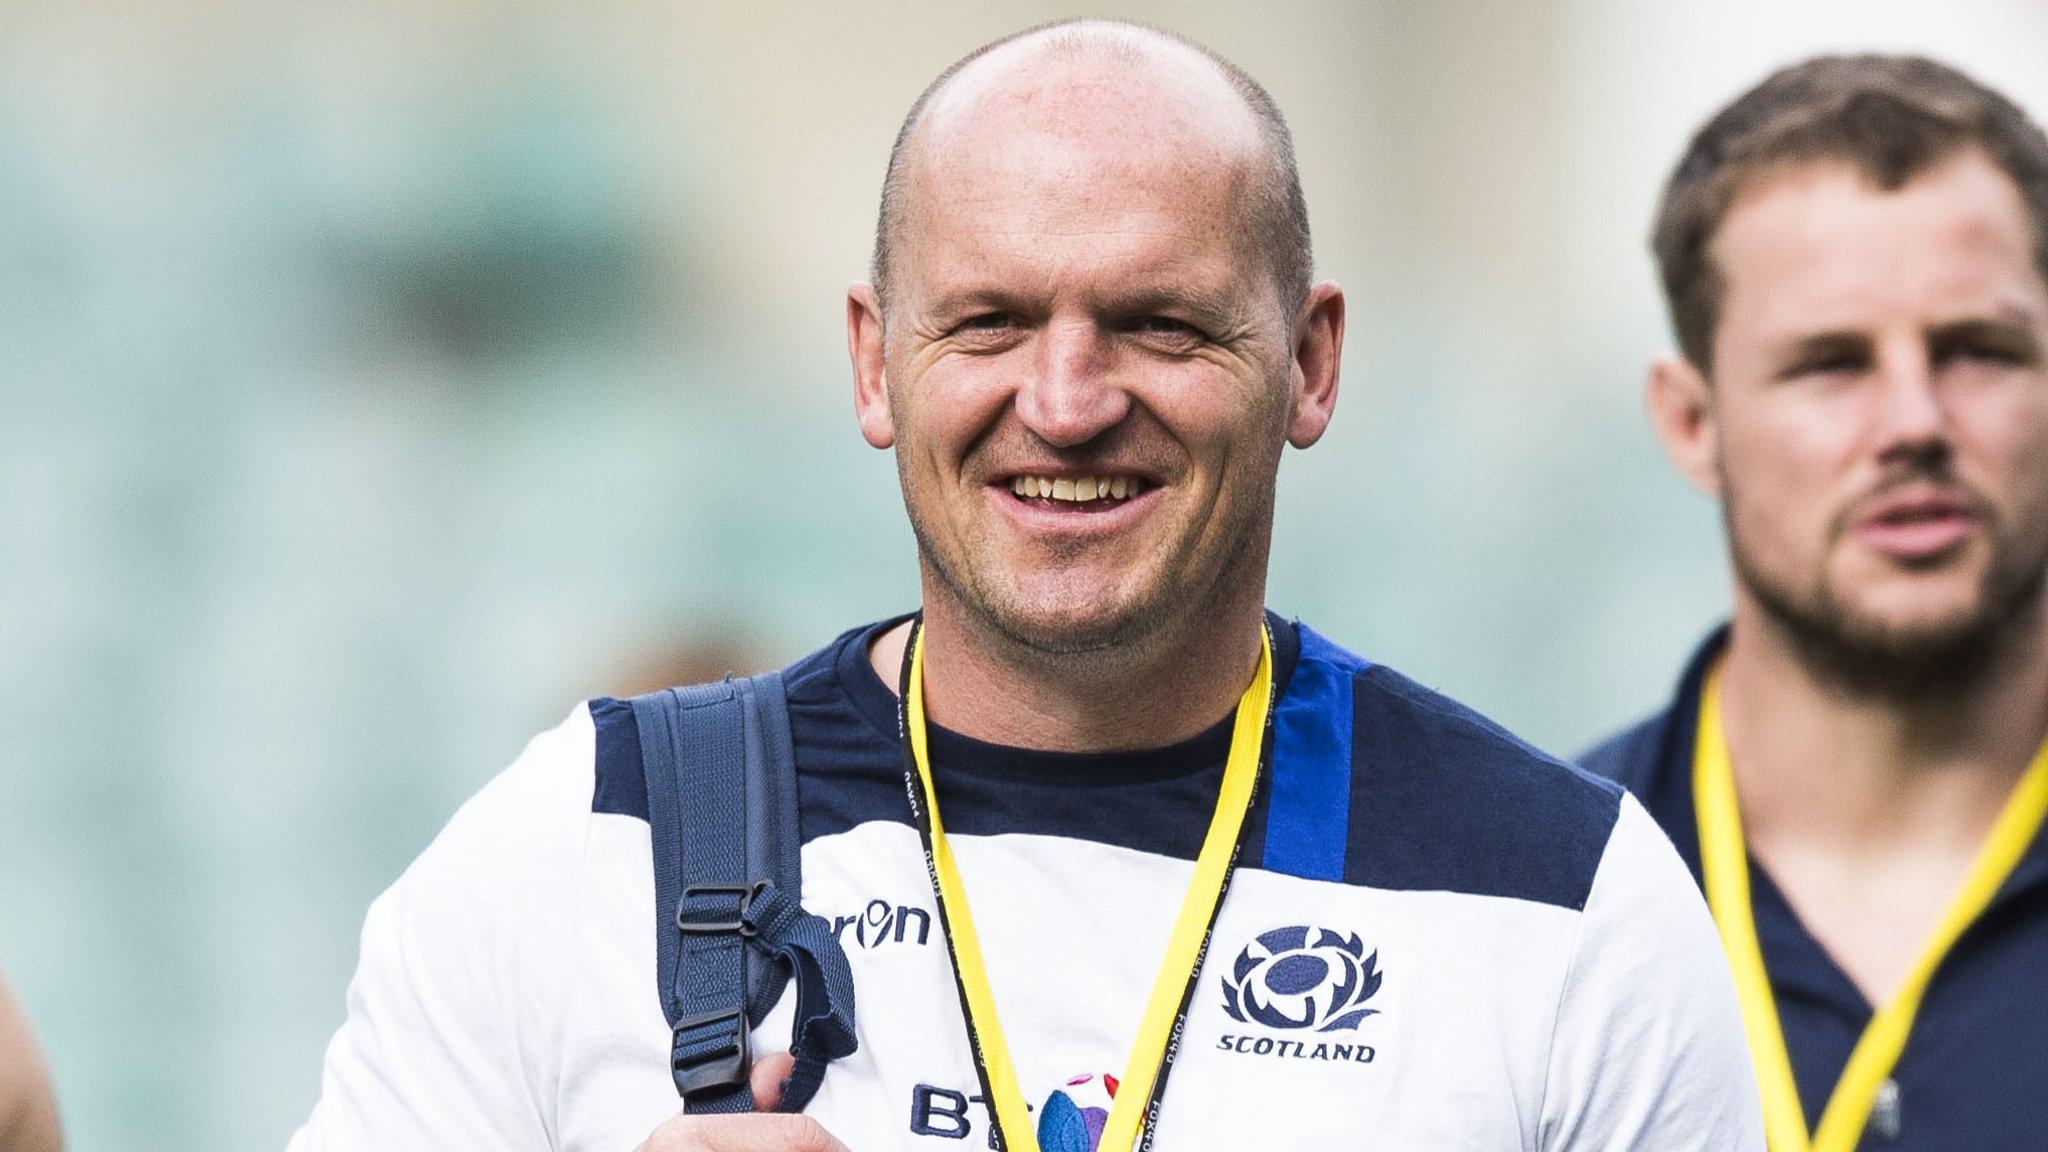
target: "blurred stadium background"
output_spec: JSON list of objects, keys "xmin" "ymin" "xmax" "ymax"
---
[{"xmin": 2, "ymin": 2, "xmax": 2045, "ymax": 1147}]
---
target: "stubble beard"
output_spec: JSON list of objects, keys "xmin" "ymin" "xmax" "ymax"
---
[
  {"xmin": 1725, "ymin": 484, "xmax": 2048, "ymax": 700},
  {"xmin": 903, "ymin": 474, "xmax": 1277, "ymax": 667},
  {"xmin": 893, "ymin": 366, "xmax": 1293, "ymax": 669}
]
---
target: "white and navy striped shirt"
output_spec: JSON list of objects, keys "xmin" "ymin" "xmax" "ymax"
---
[{"xmin": 291, "ymin": 616, "xmax": 1762, "ymax": 1151}]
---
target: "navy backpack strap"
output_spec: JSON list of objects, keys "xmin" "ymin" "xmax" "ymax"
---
[
  {"xmin": 738, "ymin": 882, "xmax": 860, "ymax": 1112},
  {"xmin": 633, "ymin": 680, "xmax": 752, "ymax": 1112},
  {"xmin": 632, "ymin": 673, "xmax": 857, "ymax": 1116},
  {"xmin": 738, "ymin": 673, "xmax": 802, "ymax": 1024}
]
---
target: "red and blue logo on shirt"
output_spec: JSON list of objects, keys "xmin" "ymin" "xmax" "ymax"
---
[{"xmin": 1036, "ymin": 1072, "xmax": 1117, "ymax": 1152}]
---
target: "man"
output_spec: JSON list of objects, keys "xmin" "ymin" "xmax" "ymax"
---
[
  {"xmin": 294, "ymin": 21, "xmax": 1759, "ymax": 1151},
  {"xmin": 1585, "ymin": 55, "xmax": 2048, "ymax": 1152},
  {"xmin": 0, "ymin": 971, "xmax": 61, "ymax": 1152}
]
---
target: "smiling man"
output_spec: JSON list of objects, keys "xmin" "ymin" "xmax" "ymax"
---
[
  {"xmin": 292, "ymin": 20, "xmax": 1758, "ymax": 1152},
  {"xmin": 1584, "ymin": 55, "xmax": 2048, "ymax": 1151}
]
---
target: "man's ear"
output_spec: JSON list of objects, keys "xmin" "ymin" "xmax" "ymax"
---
[
  {"xmin": 1646, "ymin": 353, "xmax": 1721, "ymax": 497},
  {"xmin": 848, "ymin": 283, "xmax": 893, "ymax": 449},
  {"xmin": 1286, "ymin": 281, "xmax": 1345, "ymax": 449}
]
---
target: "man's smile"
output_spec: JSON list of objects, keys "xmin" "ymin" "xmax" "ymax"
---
[
  {"xmin": 984, "ymin": 471, "xmax": 1169, "ymax": 537},
  {"xmin": 1004, "ymin": 472, "xmax": 1151, "ymax": 505}
]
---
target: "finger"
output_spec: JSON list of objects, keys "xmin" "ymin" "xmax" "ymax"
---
[
  {"xmin": 749, "ymin": 1050, "xmax": 798, "ymax": 1113},
  {"xmin": 718, "ymin": 1113, "xmax": 851, "ymax": 1152},
  {"xmin": 641, "ymin": 1111, "xmax": 851, "ymax": 1152}
]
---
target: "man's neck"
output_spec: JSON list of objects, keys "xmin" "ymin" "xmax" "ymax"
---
[
  {"xmin": 867, "ymin": 591, "xmax": 1267, "ymax": 753},
  {"xmin": 1718, "ymin": 597, "xmax": 2048, "ymax": 852},
  {"xmin": 1717, "ymin": 595, "xmax": 2048, "ymax": 1003}
]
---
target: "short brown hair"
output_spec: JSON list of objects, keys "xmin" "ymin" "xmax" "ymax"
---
[{"xmin": 1651, "ymin": 54, "xmax": 2048, "ymax": 372}]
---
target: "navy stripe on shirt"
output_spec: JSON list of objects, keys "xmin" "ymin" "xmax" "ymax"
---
[{"xmin": 591, "ymin": 615, "xmax": 1622, "ymax": 912}]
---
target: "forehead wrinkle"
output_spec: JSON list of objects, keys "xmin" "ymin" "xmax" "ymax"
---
[
  {"xmin": 924, "ymin": 242, "xmax": 1244, "ymax": 311},
  {"xmin": 909, "ymin": 211, "xmax": 1256, "ymax": 319},
  {"xmin": 898, "ymin": 138, "xmax": 1265, "ymax": 316}
]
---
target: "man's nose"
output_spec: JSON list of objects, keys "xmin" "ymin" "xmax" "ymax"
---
[
  {"xmin": 1869, "ymin": 337, "xmax": 1950, "ymax": 460},
  {"xmin": 1015, "ymin": 319, "xmax": 1131, "ymax": 448}
]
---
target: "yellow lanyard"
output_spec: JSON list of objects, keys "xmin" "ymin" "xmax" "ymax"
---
[
  {"xmin": 901, "ymin": 620, "xmax": 1274, "ymax": 1152},
  {"xmin": 1694, "ymin": 663, "xmax": 2048, "ymax": 1152}
]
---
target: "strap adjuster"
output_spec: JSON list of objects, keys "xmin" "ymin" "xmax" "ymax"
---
[
  {"xmin": 677, "ymin": 881, "xmax": 768, "ymax": 937},
  {"xmin": 671, "ymin": 1006, "xmax": 750, "ymax": 1098}
]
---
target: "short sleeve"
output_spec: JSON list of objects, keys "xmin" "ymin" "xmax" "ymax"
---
[
  {"xmin": 287, "ymin": 706, "xmax": 596, "ymax": 1151},
  {"xmin": 1539, "ymin": 795, "xmax": 1765, "ymax": 1151}
]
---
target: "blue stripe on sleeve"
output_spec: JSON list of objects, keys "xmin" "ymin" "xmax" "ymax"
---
[{"xmin": 1261, "ymin": 631, "xmax": 1367, "ymax": 881}]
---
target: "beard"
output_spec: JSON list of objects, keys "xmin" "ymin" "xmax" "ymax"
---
[
  {"xmin": 1725, "ymin": 467, "xmax": 2048, "ymax": 700},
  {"xmin": 907, "ymin": 486, "xmax": 1273, "ymax": 659}
]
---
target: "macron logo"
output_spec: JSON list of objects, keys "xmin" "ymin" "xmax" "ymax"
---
[{"xmin": 830, "ymin": 899, "xmax": 933, "ymax": 949}]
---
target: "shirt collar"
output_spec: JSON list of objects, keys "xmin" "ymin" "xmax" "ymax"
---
[{"xmin": 834, "ymin": 609, "xmax": 1303, "ymax": 755}]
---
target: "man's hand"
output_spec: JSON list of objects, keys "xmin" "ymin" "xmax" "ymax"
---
[{"xmin": 634, "ymin": 1053, "xmax": 850, "ymax": 1152}]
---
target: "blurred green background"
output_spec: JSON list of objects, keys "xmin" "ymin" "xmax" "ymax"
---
[{"xmin": 2, "ymin": 2, "xmax": 2044, "ymax": 1148}]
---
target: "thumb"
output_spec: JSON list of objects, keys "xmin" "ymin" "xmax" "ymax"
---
[{"xmin": 748, "ymin": 1050, "xmax": 798, "ymax": 1113}]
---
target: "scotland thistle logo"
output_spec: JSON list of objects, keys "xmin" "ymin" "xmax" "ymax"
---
[{"xmin": 1222, "ymin": 925, "xmax": 1383, "ymax": 1032}]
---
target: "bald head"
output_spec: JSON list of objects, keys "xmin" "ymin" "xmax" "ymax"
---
[{"xmin": 871, "ymin": 20, "xmax": 1311, "ymax": 317}]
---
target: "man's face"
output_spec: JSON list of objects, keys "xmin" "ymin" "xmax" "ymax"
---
[
  {"xmin": 1701, "ymin": 151, "xmax": 2048, "ymax": 678},
  {"xmin": 852, "ymin": 59, "xmax": 1331, "ymax": 654}
]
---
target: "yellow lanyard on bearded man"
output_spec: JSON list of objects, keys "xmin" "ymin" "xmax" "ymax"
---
[{"xmin": 1694, "ymin": 663, "xmax": 2048, "ymax": 1152}]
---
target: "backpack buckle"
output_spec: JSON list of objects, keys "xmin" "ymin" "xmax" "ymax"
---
[
  {"xmin": 671, "ymin": 1006, "xmax": 750, "ymax": 1098},
  {"xmin": 677, "ymin": 881, "xmax": 767, "ymax": 937}
]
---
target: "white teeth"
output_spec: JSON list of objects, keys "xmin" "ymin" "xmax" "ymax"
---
[{"xmin": 1009, "ymin": 474, "xmax": 1145, "ymax": 504}]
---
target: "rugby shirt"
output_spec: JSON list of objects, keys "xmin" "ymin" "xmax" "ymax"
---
[{"xmin": 291, "ymin": 614, "xmax": 1761, "ymax": 1150}]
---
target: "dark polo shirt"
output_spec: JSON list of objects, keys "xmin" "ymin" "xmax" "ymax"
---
[{"xmin": 1582, "ymin": 628, "xmax": 2048, "ymax": 1150}]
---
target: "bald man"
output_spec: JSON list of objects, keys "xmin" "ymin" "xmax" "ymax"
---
[{"xmin": 291, "ymin": 21, "xmax": 1761, "ymax": 1152}]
